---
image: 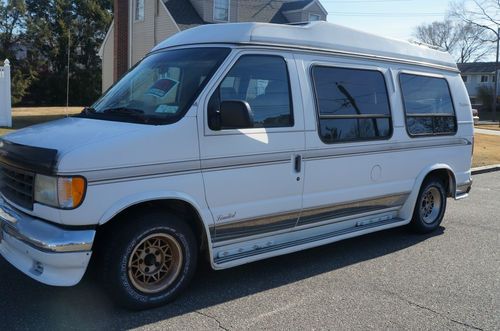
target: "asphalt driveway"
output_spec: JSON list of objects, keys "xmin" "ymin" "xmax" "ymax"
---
[{"xmin": 1, "ymin": 172, "xmax": 499, "ymax": 330}]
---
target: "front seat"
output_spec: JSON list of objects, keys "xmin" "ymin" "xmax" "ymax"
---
[{"xmin": 249, "ymin": 80, "xmax": 291, "ymax": 127}]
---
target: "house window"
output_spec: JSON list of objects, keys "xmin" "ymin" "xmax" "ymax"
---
[
  {"xmin": 135, "ymin": 0, "xmax": 145, "ymax": 21},
  {"xmin": 214, "ymin": 0, "xmax": 230, "ymax": 22},
  {"xmin": 400, "ymin": 73, "xmax": 457, "ymax": 136},
  {"xmin": 309, "ymin": 13, "xmax": 321, "ymax": 21},
  {"xmin": 481, "ymin": 75, "xmax": 488, "ymax": 83},
  {"xmin": 493, "ymin": 75, "xmax": 496, "ymax": 83},
  {"xmin": 312, "ymin": 66, "xmax": 392, "ymax": 143},
  {"xmin": 462, "ymin": 75, "xmax": 468, "ymax": 83}
]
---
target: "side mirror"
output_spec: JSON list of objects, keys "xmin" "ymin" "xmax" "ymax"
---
[{"xmin": 215, "ymin": 100, "xmax": 254, "ymax": 130}]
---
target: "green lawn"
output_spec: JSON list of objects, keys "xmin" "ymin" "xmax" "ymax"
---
[{"xmin": 0, "ymin": 107, "xmax": 82, "ymax": 136}]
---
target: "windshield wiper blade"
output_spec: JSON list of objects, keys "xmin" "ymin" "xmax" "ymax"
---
[
  {"xmin": 102, "ymin": 107, "xmax": 145, "ymax": 115},
  {"xmin": 81, "ymin": 107, "xmax": 97, "ymax": 115}
]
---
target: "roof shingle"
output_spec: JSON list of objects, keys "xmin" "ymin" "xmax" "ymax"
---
[
  {"xmin": 237, "ymin": 1, "xmax": 290, "ymax": 23},
  {"xmin": 163, "ymin": 0, "xmax": 206, "ymax": 31},
  {"xmin": 281, "ymin": 0, "xmax": 314, "ymax": 11},
  {"xmin": 458, "ymin": 62, "xmax": 497, "ymax": 74}
]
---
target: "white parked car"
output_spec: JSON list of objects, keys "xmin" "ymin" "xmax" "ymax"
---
[{"xmin": 0, "ymin": 22, "xmax": 473, "ymax": 309}]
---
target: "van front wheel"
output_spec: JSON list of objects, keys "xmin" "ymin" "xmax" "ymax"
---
[
  {"xmin": 410, "ymin": 178, "xmax": 447, "ymax": 234},
  {"xmin": 101, "ymin": 211, "xmax": 198, "ymax": 310}
]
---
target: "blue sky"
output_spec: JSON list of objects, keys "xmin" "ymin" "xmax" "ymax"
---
[{"xmin": 322, "ymin": 0, "xmax": 451, "ymax": 41}]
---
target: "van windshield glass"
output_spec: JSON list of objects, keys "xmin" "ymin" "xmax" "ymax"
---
[{"xmin": 85, "ymin": 48, "xmax": 230, "ymax": 124}]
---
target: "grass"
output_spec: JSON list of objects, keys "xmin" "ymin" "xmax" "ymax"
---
[
  {"xmin": 472, "ymin": 134, "xmax": 500, "ymax": 167},
  {"xmin": 0, "ymin": 107, "xmax": 82, "ymax": 136},
  {"xmin": 1, "ymin": 107, "xmax": 499, "ymax": 168}
]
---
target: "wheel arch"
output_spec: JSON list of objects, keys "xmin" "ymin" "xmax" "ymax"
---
[
  {"xmin": 97, "ymin": 192, "xmax": 214, "ymax": 253},
  {"xmin": 399, "ymin": 164, "xmax": 457, "ymax": 220}
]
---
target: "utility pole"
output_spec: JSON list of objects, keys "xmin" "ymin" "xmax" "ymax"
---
[{"xmin": 494, "ymin": 27, "xmax": 499, "ymax": 125}]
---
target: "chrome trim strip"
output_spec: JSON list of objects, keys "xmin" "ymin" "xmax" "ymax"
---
[
  {"xmin": 201, "ymin": 152, "xmax": 291, "ymax": 171},
  {"xmin": 73, "ymin": 138, "xmax": 469, "ymax": 184},
  {"xmin": 298, "ymin": 193, "xmax": 409, "ymax": 227},
  {"xmin": 214, "ymin": 210, "xmax": 300, "ymax": 243},
  {"xmin": 212, "ymin": 193, "xmax": 409, "ymax": 243},
  {"xmin": 214, "ymin": 217, "xmax": 406, "ymax": 264},
  {"xmin": 68, "ymin": 160, "xmax": 201, "ymax": 184},
  {"xmin": 155, "ymin": 42, "xmax": 459, "ymax": 73},
  {"xmin": 0, "ymin": 197, "xmax": 95, "ymax": 253},
  {"xmin": 238, "ymin": 42, "xmax": 460, "ymax": 72},
  {"xmin": 302, "ymin": 138, "xmax": 469, "ymax": 161}
]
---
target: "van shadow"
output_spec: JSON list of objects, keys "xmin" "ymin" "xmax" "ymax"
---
[{"xmin": 0, "ymin": 226, "xmax": 444, "ymax": 330}]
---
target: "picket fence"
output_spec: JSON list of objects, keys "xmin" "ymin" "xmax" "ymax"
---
[{"xmin": 0, "ymin": 59, "xmax": 12, "ymax": 128}]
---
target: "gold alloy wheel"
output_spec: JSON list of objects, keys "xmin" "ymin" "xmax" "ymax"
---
[{"xmin": 127, "ymin": 233, "xmax": 183, "ymax": 294}]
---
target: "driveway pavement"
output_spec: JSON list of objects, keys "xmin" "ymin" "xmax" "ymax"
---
[{"xmin": 0, "ymin": 172, "xmax": 499, "ymax": 330}]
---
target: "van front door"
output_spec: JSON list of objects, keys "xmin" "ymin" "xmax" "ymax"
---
[{"xmin": 199, "ymin": 52, "xmax": 305, "ymax": 244}]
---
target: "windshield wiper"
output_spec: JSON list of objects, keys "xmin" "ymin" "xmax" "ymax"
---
[
  {"xmin": 102, "ymin": 107, "xmax": 145, "ymax": 115},
  {"xmin": 81, "ymin": 107, "xmax": 97, "ymax": 115}
]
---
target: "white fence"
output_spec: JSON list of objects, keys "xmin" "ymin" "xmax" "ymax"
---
[{"xmin": 0, "ymin": 59, "xmax": 12, "ymax": 128}]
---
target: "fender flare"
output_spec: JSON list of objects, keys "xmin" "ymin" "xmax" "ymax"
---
[
  {"xmin": 399, "ymin": 163, "xmax": 456, "ymax": 220},
  {"xmin": 97, "ymin": 190, "xmax": 215, "ymax": 249}
]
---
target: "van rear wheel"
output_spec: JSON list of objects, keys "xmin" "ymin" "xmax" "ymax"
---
[
  {"xmin": 101, "ymin": 210, "xmax": 197, "ymax": 310},
  {"xmin": 410, "ymin": 178, "xmax": 447, "ymax": 234}
]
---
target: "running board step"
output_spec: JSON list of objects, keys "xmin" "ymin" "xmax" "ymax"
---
[{"xmin": 214, "ymin": 217, "xmax": 405, "ymax": 264}]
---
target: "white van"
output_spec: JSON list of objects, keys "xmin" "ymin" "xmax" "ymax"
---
[{"xmin": 0, "ymin": 22, "xmax": 473, "ymax": 309}]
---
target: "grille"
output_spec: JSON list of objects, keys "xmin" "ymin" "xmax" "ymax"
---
[{"xmin": 0, "ymin": 164, "xmax": 34, "ymax": 210}]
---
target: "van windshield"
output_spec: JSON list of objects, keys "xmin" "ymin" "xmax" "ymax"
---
[{"xmin": 82, "ymin": 47, "xmax": 230, "ymax": 124}]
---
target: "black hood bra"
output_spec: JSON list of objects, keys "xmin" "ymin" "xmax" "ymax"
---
[{"xmin": 0, "ymin": 139, "xmax": 58, "ymax": 175}]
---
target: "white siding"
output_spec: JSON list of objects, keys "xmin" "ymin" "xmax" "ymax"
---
[
  {"xmin": 283, "ymin": 11, "xmax": 302, "ymax": 23},
  {"xmin": 302, "ymin": 2, "xmax": 327, "ymax": 21},
  {"xmin": 131, "ymin": 0, "xmax": 155, "ymax": 65},
  {"xmin": 131, "ymin": 0, "xmax": 180, "ymax": 66},
  {"xmin": 190, "ymin": 0, "xmax": 209, "ymax": 21},
  {"xmin": 155, "ymin": 2, "xmax": 180, "ymax": 44},
  {"xmin": 190, "ymin": 0, "xmax": 237, "ymax": 23}
]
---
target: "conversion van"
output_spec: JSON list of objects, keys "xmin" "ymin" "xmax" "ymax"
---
[{"xmin": 0, "ymin": 22, "xmax": 473, "ymax": 309}]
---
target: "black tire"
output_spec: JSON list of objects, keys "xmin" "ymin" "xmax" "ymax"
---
[
  {"xmin": 410, "ymin": 177, "xmax": 447, "ymax": 234},
  {"xmin": 101, "ymin": 210, "xmax": 198, "ymax": 310}
]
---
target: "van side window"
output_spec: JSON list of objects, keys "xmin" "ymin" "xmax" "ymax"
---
[
  {"xmin": 311, "ymin": 66, "xmax": 392, "ymax": 143},
  {"xmin": 208, "ymin": 55, "xmax": 293, "ymax": 129},
  {"xmin": 400, "ymin": 74, "xmax": 457, "ymax": 136}
]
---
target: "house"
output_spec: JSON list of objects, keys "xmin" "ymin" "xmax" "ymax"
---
[
  {"xmin": 98, "ymin": 0, "xmax": 328, "ymax": 92},
  {"xmin": 458, "ymin": 62, "xmax": 499, "ymax": 106}
]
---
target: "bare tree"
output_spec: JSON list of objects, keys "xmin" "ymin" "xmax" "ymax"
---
[
  {"xmin": 450, "ymin": 0, "xmax": 499, "ymax": 38},
  {"xmin": 414, "ymin": 20, "xmax": 493, "ymax": 63},
  {"xmin": 415, "ymin": 20, "xmax": 459, "ymax": 52}
]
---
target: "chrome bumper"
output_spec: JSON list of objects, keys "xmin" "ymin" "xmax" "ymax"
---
[
  {"xmin": 455, "ymin": 178, "xmax": 472, "ymax": 200},
  {"xmin": 0, "ymin": 198, "xmax": 95, "ymax": 253},
  {"xmin": 0, "ymin": 197, "xmax": 96, "ymax": 286}
]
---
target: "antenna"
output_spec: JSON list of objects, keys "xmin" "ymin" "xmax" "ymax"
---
[{"xmin": 66, "ymin": 28, "xmax": 70, "ymax": 116}]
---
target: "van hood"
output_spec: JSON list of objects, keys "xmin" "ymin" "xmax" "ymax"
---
[
  {"xmin": 1, "ymin": 116, "xmax": 199, "ymax": 174},
  {"xmin": 4, "ymin": 117, "xmax": 145, "ymax": 155}
]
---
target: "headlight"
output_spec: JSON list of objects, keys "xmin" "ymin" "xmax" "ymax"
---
[{"xmin": 34, "ymin": 175, "xmax": 86, "ymax": 209}]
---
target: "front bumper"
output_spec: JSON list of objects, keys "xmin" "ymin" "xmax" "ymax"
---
[{"xmin": 0, "ymin": 197, "xmax": 95, "ymax": 286}]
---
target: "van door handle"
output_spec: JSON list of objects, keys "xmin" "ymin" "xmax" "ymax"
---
[{"xmin": 294, "ymin": 155, "xmax": 302, "ymax": 173}]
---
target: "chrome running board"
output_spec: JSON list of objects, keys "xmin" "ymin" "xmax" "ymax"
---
[{"xmin": 214, "ymin": 216, "xmax": 405, "ymax": 265}]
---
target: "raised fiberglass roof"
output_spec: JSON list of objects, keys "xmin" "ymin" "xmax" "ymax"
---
[{"xmin": 152, "ymin": 21, "xmax": 457, "ymax": 70}]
